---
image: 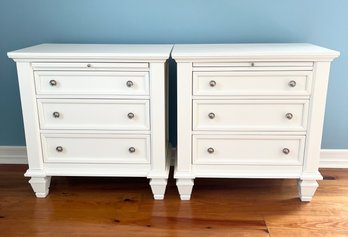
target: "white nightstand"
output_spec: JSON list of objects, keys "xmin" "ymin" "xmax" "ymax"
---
[
  {"xmin": 8, "ymin": 44, "xmax": 172, "ymax": 199},
  {"xmin": 172, "ymin": 43, "xmax": 339, "ymax": 201}
]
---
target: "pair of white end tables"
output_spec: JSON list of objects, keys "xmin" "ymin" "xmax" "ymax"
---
[{"xmin": 8, "ymin": 43, "xmax": 339, "ymax": 201}]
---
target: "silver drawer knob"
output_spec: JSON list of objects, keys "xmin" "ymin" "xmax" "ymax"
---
[
  {"xmin": 282, "ymin": 148, "xmax": 290, "ymax": 155},
  {"xmin": 49, "ymin": 80, "xmax": 57, "ymax": 86},
  {"xmin": 126, "ymin": 80, "xmax": 134, "ymax": 87},
  {"xmin": 208, "ymin": 113, "xmax": 215, "ymax": 119},
  {"xmin": 285, "ymin": 113, "xmax": 293, "ymax": 120},
  {"xmin": 129, "ymin": 147, "xmax": 136, "ymax": 153},
  {"xmin": 207, "ymin": 147, "xmax": 215, "ymax": 154},
  {"xmin": 288, "ymin": 80, "xmax": 297, "ymax": 87},
  {"xmin": 56, "ymin": 146, "xmax": 63, "ymax": 152},
  {"xmin": 53, "ymin": 112, "xmax": 60, "ymax": 118},
  {"xmin": 87, "ymin": 64, "xmax": 92, "ymax": 68},
  {"xmin": 127, "ymin": 112, "xmax": 135, "ymax": 119},
  {"xmin": 209, "ymin": 80, "xmax": 216, "ymax": 87},
  {"xmin": 251, "ymin": 62, "xmax": 255, "ymax": 67}
]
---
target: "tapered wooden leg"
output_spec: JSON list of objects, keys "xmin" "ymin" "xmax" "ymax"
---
[
  {"xmin": 298, "ymin": 179, "xmax": 319, "ymax": 202},
  {"xmin": 176, "ymin": 179, "xmax": 194, "ymax": 200},
  {"xmin": 150, "ymin": 178, "xmax": 168, "ymax": 200},
  {"xmin": 29, "ymin": 177, "xmax": 51, "ymax": 198}
]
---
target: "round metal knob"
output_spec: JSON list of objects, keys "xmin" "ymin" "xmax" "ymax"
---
[
  {"xmin": 87, "ymin": 64, "xmax": 92, "ymax": 68},
  {"xmin": 49, "ymin": 80, "xmax": 57, "ymax": 86},
  {"xmin": 56, "ymin": 146, "xmax": 63, "ymax": 152},
  {"xmin": 282, "ymin": 148, "xmax": 290, "ymax": 155},
  {"xmin": 288, "ymin": 80, "xmax": 297, "ymax": 87},
  {"xmin": 126, "ymin": 80, "xmax": 134, "ymax": 87},
  {"xmin": 207, "ymin": 147, "xmax": 215, "ymax": 154},
  {"xmin": 209, "ymin": 80, "xmax": 216, "ymax": 87},
  {"xmin": 129, "ymin": 147, "xmax": 136, "ymax": 153},
  {"xmin": 208, "ymin": 113, "xmax": 215, "ymax": 119},
  {"xmin": 251, "ymin": 62, "xmax": 255, "ymax": 67},
  {"xmin": 127, "ymin": 112, "xmax": 135, "ymax": 119},
  {"xmin": 53, "ymin": 112, "xmax": 60, "ymax": 118},
  {"xmin": 285, "ymin": 113, "xmax": 293, "ymax": 120}
]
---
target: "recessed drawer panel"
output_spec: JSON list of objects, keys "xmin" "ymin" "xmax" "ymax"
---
[
  {"xmin": 34, "ymin": 71, "xmax": 149, "ymax": 96},
  {"xmin": 38, "ymin": 99, "xmax": 150, "ymax": 130},
  {"xmin": 193, "ymin": 135, "xmax": 305, "ymax": 165},
  {"xmin": 193, "ymin": 100, "xmax": 308, "ymax": 131},
  {"xmin": 193, "ymin": 71, "xmax": 312, "ymax": 96},
  {"xmin": 41, "ymin": 134, "xmax": 150, "ymax": 163}
]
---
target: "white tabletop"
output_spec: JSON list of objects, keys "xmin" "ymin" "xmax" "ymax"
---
[
  {"xmin": 172, "ymin": 43, "xmax": 340, "ymax": 61},
  {"xmin": 8, "ymin": 44, "xmax": 173, "ymax": 60}
]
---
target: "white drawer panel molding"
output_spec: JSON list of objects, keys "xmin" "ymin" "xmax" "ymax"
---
[
  {"xmin": 32, "ymin": 62, "xmax": 149, "ymax": 70},
  {"xmin": 193, "ymin": 71, "xmax": 312, "ymax": 96},
  {"xmin": 173, "ymin": 43, "xmax": 339, "ymax": 201},
  {"xmin": 38, "ymin": 99, "xmax": 150, "ymax": 130},
  {"xmin": 34, "ymin": 71, "xmax": 150, "ymax": 96},
  {"xmin": 193, "ymin": 62, "xmax": 314, "ymax": 68},
  {"xmin": 41, "ymin": 134, "xmax": 150, "ymax": 164},
  {"xmin": 193, "ymin": 135, "xmax": 305, "ymax": 165},
  {"xmin": 8, "ymin": 44, "xmax": 172, "ymax": 200},
  {"xmin": 193, "ymin": 100, "xmax": 308, "ymax": 132}
]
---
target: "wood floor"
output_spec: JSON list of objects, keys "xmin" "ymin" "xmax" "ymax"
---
[{"xmin": 1, "ymin": 165, "xmax": 348, "ymax": 237}]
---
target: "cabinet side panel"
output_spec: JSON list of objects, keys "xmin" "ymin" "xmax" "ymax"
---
[
  {"xmin": 176, "ymin": 62, "xmax": 193, "ymax": 174},
  {"xmin": 148, "ymin": 62, "xmax": 168, "ymax": 176},
  {"xmin": 303, "ymin": 62, "xmax": 331, "ymax": 177},
  {"xmin": 16, "ymin": 62, "xmax": 44, "ymax": 171}
]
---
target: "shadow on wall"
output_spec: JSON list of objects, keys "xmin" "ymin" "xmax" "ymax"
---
[{"xmin": 168, "ymin": 58, "xmax": 177, "ymax": 147}]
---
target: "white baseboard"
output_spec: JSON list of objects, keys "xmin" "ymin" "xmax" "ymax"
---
[
  {"xmin": 319, "ymin": 149, "xmax": 348, "ymax": 168},
  {"xmin": 1, "ymin": 146, "xmax": 348, "ymax": 168},
  {"xmin": 0, "ymin": 146, "xmax": 27, "ymax": 164}
]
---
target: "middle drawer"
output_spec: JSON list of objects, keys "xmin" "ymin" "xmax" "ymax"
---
[
  {"xmin": 38, "ymin": 99, "xmax": 150, "ymax": 130},
  {"xmin": 193, "ymin": 100, "xmax": 309, "ymax": 131}
]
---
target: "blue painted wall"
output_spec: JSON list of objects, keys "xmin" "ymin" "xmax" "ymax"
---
[{"xmin": 0, "ymin": 0, "xmax": 347, "ymax": 148}]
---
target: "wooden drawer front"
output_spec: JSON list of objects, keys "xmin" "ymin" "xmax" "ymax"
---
[
  {"xmin": 34, "ymin": 71, "xmax": 149, "ymax": 96},
  {"xmin": 41, "ymin": 134, "xmax": 150, "ymax": 163},
  {"xmin": 38, "ymin": 99, "xmax": 150, "ymax": 130},
  {"xmin": 193, "ymin": 100, "xmax": 308, "ymax": 131},
  {"xmin": 193, "ymin": 71, "xmax": 312, "ymax": 96},
  {"xmin": 193, "ymin": 135, "xmax": 305, "ymax": 165}
]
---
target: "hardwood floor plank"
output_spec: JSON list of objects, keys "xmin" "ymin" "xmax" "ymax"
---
[
  {"xmin": 1, "ymin": 165, "xmax": 348, "ymax": 237},
  {"xmin": 268, "ymin": 228, "xmax": 348, "ymax": 237}
]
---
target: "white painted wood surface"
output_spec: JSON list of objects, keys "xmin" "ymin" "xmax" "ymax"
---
[
  {"xmin": 172, "ymin": 43, "xmax": 339, "ymax": 61},
  {"xmin": 34, "ymin": 71, "xmax": 150, "ymax": 96},
  {"xmin": 192, "ymin": 135, "xmax": 305, "ymax": 165},
  {"xmin": 37, "ymin": 99, "xmax": 150, "ymax": 130},
  {"xmin": 193, "ymin": 71, "xmax": 313, "ymax": 96},
  {"xmin": 173, "ymin": 43, "xmax": 339, "ymax": 201},
  {"xmin": 8, "ymin": 44, "xmax": 172, "ymax": 199},
  {"xmin": 192, "ymin": 100, "xmax": 309, "ymax": 131},
  {"xmin": 41, "ymin": 134, "xmax": 150, "ymax": 164},
  {"xmin": 8, "ymin": 44, "xmax": 173, "ymax": 61}
]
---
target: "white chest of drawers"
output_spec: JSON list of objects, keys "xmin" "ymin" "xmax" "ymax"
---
[
  {"xmin": 8, "ymin": 44, "xmax": 172, "ymax": 199},
  {"xmin": 172, "ymin": 44, "xmax": 339, "ymax": 201}
]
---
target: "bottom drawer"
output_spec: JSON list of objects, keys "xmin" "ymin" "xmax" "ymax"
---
[
  {"xmin": 193, "ymin": 135, "xmax": 305, "ymax": 165},
  {"xmin": 41, "ymin": 134, "xmax": 150, "ymax": 163}
]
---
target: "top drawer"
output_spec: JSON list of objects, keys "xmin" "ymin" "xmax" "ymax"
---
[
  {"xmin": 193, "ymin": 71, "xmax": 312, "ymax": 96},
  {"xmin": 34, "ymin": 71, "xmax": 149, "ymax": 96}
]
